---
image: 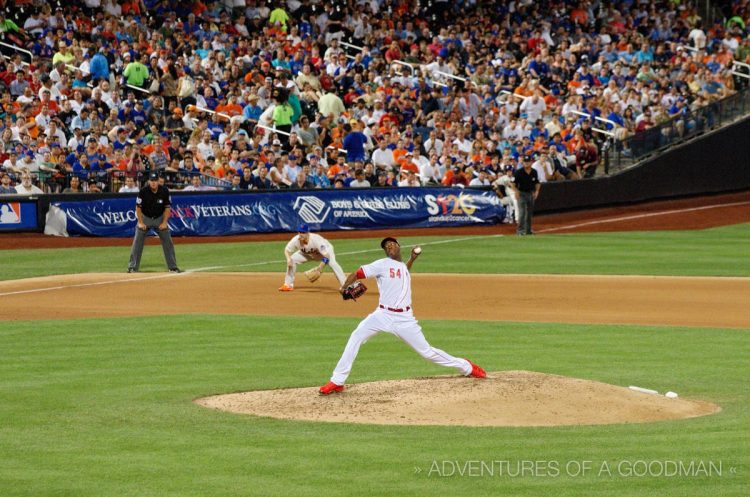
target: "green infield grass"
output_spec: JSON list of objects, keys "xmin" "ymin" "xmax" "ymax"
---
[{"xmin": 0, "ymin": 223, "xmax": 749, "ymax": 281}]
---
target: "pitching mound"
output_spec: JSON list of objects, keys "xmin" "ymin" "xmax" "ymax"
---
[{"xmin": 196, "ymin": 371, "xmax": 719, "ymax": 427}]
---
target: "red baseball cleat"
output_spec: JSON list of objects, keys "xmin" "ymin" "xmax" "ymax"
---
[
  {"xmin": 319, "ymin": 381, "xmax": 344, "ymax": 395},
  {"xmin": 278, "ymin": 284, "xmax": 294, "ymax": 292},
  {"xmin": 466, "ymin": 359, "xmax": 486, "ymax": 378}
]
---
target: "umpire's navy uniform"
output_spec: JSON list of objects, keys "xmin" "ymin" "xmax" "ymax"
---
[
  {"xmin": 127, "ymin": 173, "xmax": 180, "ymax": 272},
  {"xmin": 513, "ymin": 156, "xmax": 541, "ymax": 236}
]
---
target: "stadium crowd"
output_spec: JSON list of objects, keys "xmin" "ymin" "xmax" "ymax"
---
[{"xmin": 0, "ymin": 0, "xmax": 748, "ymax": 198}]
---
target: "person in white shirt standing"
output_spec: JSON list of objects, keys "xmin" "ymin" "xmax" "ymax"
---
[
  {"xmin": 280, "ymin": 224, "xmax": 347, "ymax": 292},
  {"xmin": 319, "ymin": 237, "xmax": 486, "ymax": 395}
]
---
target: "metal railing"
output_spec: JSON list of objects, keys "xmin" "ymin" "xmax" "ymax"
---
[
  {"xmin": 426, "ymin": 69, "xmax": 478, "ymax": 89},
  {"xmin": 392, "ymin": 60, "xmax": 415, "ymax": 77},
  {"xmin": 66, "ymin": 63, "xmax": 90, "ymax": 75},
  {"xmin": 0, "ymin": 41, "xmax": 33, "ymax": 64},
  {"xmin": 36, "ymin": 170, "xmax": 231, "ymax": 193},
  {"xmin": 676, "ymin": 44, "xmax": 700, "ymax": 53},
  {"xmin": 566, "ymin": 110, "xmax": 616, "ymax": 138},
  {"xmin": 732, "ymin": 60, "xmax": 750, "ymax": 80},
  {"xmin": 500, "ymin": 90, "xmax": 527, "ymax": 101},
  {"xmin": 192, "ymin": 105, "xmax": 231, "ymax": 120},
  {"xmin": 254, "ymin": 122, "xmax": 350, "ymax": 154},
  {"xmin": 1, "ymin": 53, "xmax": 30, "ymax": 66},
  {"xmin": 609, "ymin": 85, "xmax": 750, "ymax": 170},
  {"xmin": 256, "ymin": 122, "xmax": 291, "ymax": 137},
  {"xmin": 126, "ymin": 83, "xmax": 151, "ymax": 94},
  {"xmin": 339, "ymin": 41, "xmax": 366, "ymax": 61},
  {"xmin": 339, "ymin": 41, "xmax": 365, "ymax": 53}
]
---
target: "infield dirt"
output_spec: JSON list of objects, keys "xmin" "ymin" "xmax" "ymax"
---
[{"xmin": 2, "ymin": 272, "xmax": 749, "ymax": 329}]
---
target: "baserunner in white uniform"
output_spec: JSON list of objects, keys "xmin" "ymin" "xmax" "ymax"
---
[
  {"xmin": 319, "ymin": 236, "xmax": 486, "ymax": 395},
  {"xmin": 280, "ymin": 223, "xmax": 347, "ymax": 292}
]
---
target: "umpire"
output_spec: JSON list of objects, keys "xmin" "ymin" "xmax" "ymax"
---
[
  {"xmin": 510, "ymin": 155, "xmax": 541, "ymax": 236},
  {"xmin": 127, "ymin": 172, "xmax": 181, "ymax": 273}
]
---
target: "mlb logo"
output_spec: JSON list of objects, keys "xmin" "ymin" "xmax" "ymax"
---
[{"xmin": 0, "ymin": 202, "xmax": 21, "ymax": 224}]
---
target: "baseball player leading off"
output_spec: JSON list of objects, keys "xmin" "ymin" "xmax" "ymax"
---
[
  {"xmin": 319, "ymin": 237, "xmax": 486, "ymax": 395},
  {"xmin": 279, "ymin": 224, "xmax": 347, "ymax": 291}
]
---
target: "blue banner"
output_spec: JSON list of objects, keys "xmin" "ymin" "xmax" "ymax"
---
[
  {"xmin": 0, "ymin": 200, "xmax": 38, "ymax": 230},
  {"xmin": 47, "ymin": 188, "xmax": 505, "ymax": 237}
]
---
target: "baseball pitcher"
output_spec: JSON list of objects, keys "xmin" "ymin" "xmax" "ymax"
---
[{"xmin": 319, "ymin": 237, "xmax": 486, "ymax": 395}]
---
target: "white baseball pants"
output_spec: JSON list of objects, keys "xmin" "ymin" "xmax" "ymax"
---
[
  {"xmin": 500, "ymin": 194, "xmax": 518, "ymax": 223},
  {"xmin": 285, "ymin": 250, "xmax": 347, "ymax": 287},
  {"xmin": 330, "ymin": 308, "xmax": 472, "ymax": 385}
]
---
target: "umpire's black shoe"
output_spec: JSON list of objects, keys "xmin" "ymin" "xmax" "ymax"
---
[{"xmin": 169, "ymin": 268, "xmax": 183, "ymax": 273}]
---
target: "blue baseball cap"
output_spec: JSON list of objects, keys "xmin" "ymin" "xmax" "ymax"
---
[{"xmin": 298, "ymin": 223, "xmax": 310, "ymax": 233}]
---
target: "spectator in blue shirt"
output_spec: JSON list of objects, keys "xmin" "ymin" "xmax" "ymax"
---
[
  {"xmin": 529, "ymin": 119, "xmax": 550, "ymax": 143},
  {"xmin": 89, "ymin": 49, "xmax": 109, "ymax": 82},
  {"xmin": 606, "ymin": 104, "xmax": 626, "ymax": 129},
  {"xmin": 131, "ymin": 101, "xmax": 148, "ymax": 128},
  {"xmin": 309, "ymin": 160, "xmax": 331, "ymax": 188},
  {"xmin": 342, "ymin": 123, "xmax": 368, "ymax": 162},
  {"xmin": 70, "ymin": 108, "xmax": 92, "ymax": 132},
  {"xmin": 242, "ymin": 94, "xmax": 263, "ymax": 122},
  {"xmin": 634, "ymin": 43, "xmax": 654, "ymax": 64}
]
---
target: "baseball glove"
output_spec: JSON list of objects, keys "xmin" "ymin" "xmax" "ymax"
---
[
  {"xmin": 304, "ymin": 267, "xmax": 322, "ymax": 283},
  {"xmin": 342, "ymin": 282, "xmax": 367, "ymax": 301}
]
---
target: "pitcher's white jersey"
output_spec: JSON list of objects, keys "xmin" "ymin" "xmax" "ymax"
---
[
  {"xmin": 285, "ymin": 233, "xmax": 332, "ymax": 257},
  {"xmin": 360, "ymin": 258, "xmax": 411, "ymax": 310}
]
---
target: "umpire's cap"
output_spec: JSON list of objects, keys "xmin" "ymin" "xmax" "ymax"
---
[
  {"xmin": 298, "ymin": 223, "xmax": 310, "ymax": 233},
  {"xmin": 148, "ymin": 172, "xmax": 159, "ymax": 180},
  {"xmin": 380, "ymin": 236, "xmax": 399, "ymax": 249}
]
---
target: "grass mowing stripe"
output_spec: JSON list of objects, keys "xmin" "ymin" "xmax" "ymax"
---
[{"xmin": 189, "ymin": 234, "xmax": 503, "ymax": 272}]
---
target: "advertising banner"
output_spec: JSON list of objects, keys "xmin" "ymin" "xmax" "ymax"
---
[
  {"xmin": 45, "ymin": 188, "xmax": 504, "ymax": 237},
  {"xmin": 0, "ymin": 200, "xmax": 38, "ymax": 231}
]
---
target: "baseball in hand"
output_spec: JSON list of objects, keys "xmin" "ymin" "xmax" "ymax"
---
[{"xmin": 413, "ymin": 247, "xmax": 422, "ymax": 255}]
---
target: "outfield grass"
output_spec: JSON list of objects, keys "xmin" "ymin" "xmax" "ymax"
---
[
  {"xmin": 1, "ymin": 223, "xmax": 749, "ymax": 281},
  {"xmin": 0, "ymin": 315, "xmax": 747, "ymax": 497}
]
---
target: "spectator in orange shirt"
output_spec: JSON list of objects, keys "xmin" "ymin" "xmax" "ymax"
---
[
  {"xmin": 326, "ymin": 155, "xmax": 350, "ymax": 180},
  {"xmin": 392, "ymin": 139, "xmax": 408, "ymax": 163},
  {"xmin": 514, "ymin": 79, "xmax": 534, "ymax": 98},
  {"xmin": 215, "ymin": 95, "xmax": 243, "ymax": 118},
  {"xmin": 214, "ymin": 159, "xmax": 234, "ymax": 178},
  {"xmin": 570, "ymin": 4, "xmax": 588, "ymax": 24},
  {"xmin": 398, "ymin": 150, "xmax": 420, "ymax": 174}
]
